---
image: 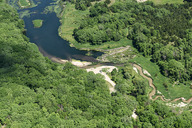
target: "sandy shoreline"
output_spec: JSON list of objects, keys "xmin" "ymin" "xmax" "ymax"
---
[
  {"xmin": 38, "ymin": 47, "xmax": 92, "ymax": 67},
  {"xmin": 50, "ymin": 56, "xmax": 92, "ymax": 67}
]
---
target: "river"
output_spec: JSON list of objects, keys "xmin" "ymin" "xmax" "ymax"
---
[{"xmin": 15, "ymin": 0, "xmax": 103, "ymax": 62}]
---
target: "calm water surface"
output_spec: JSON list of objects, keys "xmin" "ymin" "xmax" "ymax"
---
[{"xmin": 17, "ymin": 0, "xmax": 103, "ymax": 62}]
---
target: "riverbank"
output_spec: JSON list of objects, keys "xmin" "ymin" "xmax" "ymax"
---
[
  {"xmin": 129, "ymin": 55, "xmax": 192, "ymax": 100},
  {"xmin": 97, "ymin": 45, "xmax": 136, "ymax": 63},
  {"xmin": 58, "ymin": 3, "xmax": 136, "ymax": 63},
  {"xmin": 58, "ymin": 2, "xmax": 134, "ymax": 52},
  {"xmin": 58, "ymin": 3, "xmax": 89, "ymax": 49},
  {"xmin": 18, "ymin": 0, "xmax": 191, "ymax": 105},
  {"xmin": 133, "ymin": 63, "xmax": 192, "ymax": 108},
  {"xmin": 39, "ymin": 47, "xmax": 92, "ymax": 67}
]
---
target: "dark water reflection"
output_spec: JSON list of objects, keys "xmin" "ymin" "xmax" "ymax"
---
[{"xmin": 18, "ymin": 0, "xmax": 103, "ymax": 62}]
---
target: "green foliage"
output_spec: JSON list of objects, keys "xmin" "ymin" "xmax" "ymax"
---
[
  {"xmin": 19, "ymin": 0, "xmax": 30, "ymax": 7},
  {"xmin": 130, "ymin": 55, "xmax": 192, "ymax": 100},
  {"xmin": 58, "ymin": 3, "xmax": 90, "ymax": 47},
  {"xmin": 112, "ymin": 65, "xmax": 148, "ymax": 96},
  {"xmin": 184, "ymin": 0, "xmax": 192, "ymax": 2},
  {"xmin": 32, "ymin": 19, "xmax": 43, "ymax": 28},
  {"xmin": 72, "ymin": 0, "xmax": 192, "ymax": 82},
  {"xmin": 0, "ymin": 3, "xmax": 138, "ymax": 127},
  {"xmin": 150, "ymin": 0, "xmax": 183, "ymax": 5},
  {"xmin": 75, "ymin": 0, "xmax": 91, "ymax": 10},
  {"xmin": 105, "ymin": 0, "xmax": 111, "ymax": 4},
  {"xmin": 1, "ymin": 1, "xmax": 192, "ymax": 128}
]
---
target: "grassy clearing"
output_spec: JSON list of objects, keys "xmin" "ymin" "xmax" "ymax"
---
[
  {"xmin": 102, "ymin": 49, "xmax": 136, "ymax": 63},
  {"xmin": 32, "ymin": 19, "xmax": 43, "ymax": 28},
  {"xmin": 129, "ymin": 55, "xmax": 192, "ymax": 100},
  {"xmin": 73, "ymin": 39, "xmax": 133, "ymax": 51},
  {"xmin": 59, "ymin": 2, "xmax": 133, "ymax": 51},
  {"xmin": 19, "ymin": 0, "xmax": 30, "ymax": 7},
  {"xmin": 149, "ymin": 0, "xmax": 183, "ymax": 5},
  {"xmin": 59, "ymin": 3, "xmax": 89, "ymax": 46}
]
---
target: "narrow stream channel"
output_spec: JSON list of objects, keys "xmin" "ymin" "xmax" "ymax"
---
[{"xmin": 14, "ymin": 0, "xmax": 103, "ymax": 62}]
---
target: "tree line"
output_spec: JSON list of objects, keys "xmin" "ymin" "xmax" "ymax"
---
[
  {"xmin": 73, "ymin": 0, "xmax": 192, "ymax": 82},
  {"xmin": 1, "ymin": 1, "xmax": 192, "ymax": 127}
]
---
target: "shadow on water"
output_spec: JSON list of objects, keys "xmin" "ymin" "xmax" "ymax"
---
[{"xmin": 17, "ymin": 0, "xmax": 103, "ymax": 62}]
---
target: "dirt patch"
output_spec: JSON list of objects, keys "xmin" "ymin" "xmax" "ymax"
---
[
  {"xmin": 133, "ymin": 67, "xmax": 138, "ymax": 73},
  {"xmin": 132, "ymin": 109, "xmax": 137, "ymax": 119},
  {"xmin": 71, "ymin": 60, "xmax": 92, "ymax": 67},
  {"xmin": 166, "ymin": 102, "xmax": 187, "ymax": 108},
  {"xmin": 97, "ymin": 46, "xmax": 135, "ymax": 63},
  {"xmin": 143, "ymin": 69, "xmax": 151, "ymax": 76},
  {"xmin": 86, "ymin": 66, "xmax": 117, "ymax": 93}
]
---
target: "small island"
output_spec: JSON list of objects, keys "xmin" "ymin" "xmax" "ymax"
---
[{"xmin": 32, "ymin": 19, "xmax": 43, "ymax": 28}]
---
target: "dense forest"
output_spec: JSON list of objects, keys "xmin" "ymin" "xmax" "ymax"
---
[
  {"xmin": 73, "ymin": 0, "xmax": 192, "ymax": 82},
  {"xmin": 1, "ymin": 0, "xmax": 192, "ymax": 127},
  {"xmin": 0, "ymin": 2, "xmax": 137, "ymax": 127},
  {"xmin": 63, "ymin": 0, "xmax": 104, "ymax": 10}
]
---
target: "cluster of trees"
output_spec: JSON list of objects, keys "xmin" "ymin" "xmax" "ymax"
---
[
  {"xmin": 0, "ymin": 2, "xmax": 135, "ymax": 127},
  {"xmin": 127, "ymin": 2, "xmax": 192, "ymax": 82},
  {"xmin": 62, "ymin": 0, "xmax": 104, "ymax": 10},
  {"xmin": 75, "ymin": 0, "xmax": 96, "ymax": 10},
  {"xmin": 74, "ymin": 2, "xmax": 126, "ymax": 45},
  {"xmin": 1, "ymin": 1, "xmax": 192, "ymax": 127},
  {"xmin": 136, "ymin": 100, "xmax": 192, "ymax": 127},
  {"xmin": 111, "ymin": 65, "xmax": 148, "ymax": 96},
  {"xmin": 73, "ymin": 0, "xmax": 192, "ymax": 82},
  {"xmin": 110, "ymin": 65, "xmax": 192, "ymax": 127}
]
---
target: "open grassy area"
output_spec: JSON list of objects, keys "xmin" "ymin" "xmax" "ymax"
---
[
  {"xmin": 129, "ymin": 55, "xmax": 192, "ymax": 100},
  {"xmin": 72, "ymin": 39, "xmax": 133, "ymax": 51},
  {"xmin": 59, "ymin": 2, "xmax": 133, "ymax": 51},
  {"xmin": 32, "ymin": 19, "xmax": 43, "ymax": 28},
  {"xmin": 19, "ymin": 0, "xmax": 30, "ymax": 7},
  {"xmin": 149, "ymin": 0, "xmax": 183, "ymax": 5},
  {"xmin": 59, "ymin": 3, "xmax": 89, "ymax": 47}
]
